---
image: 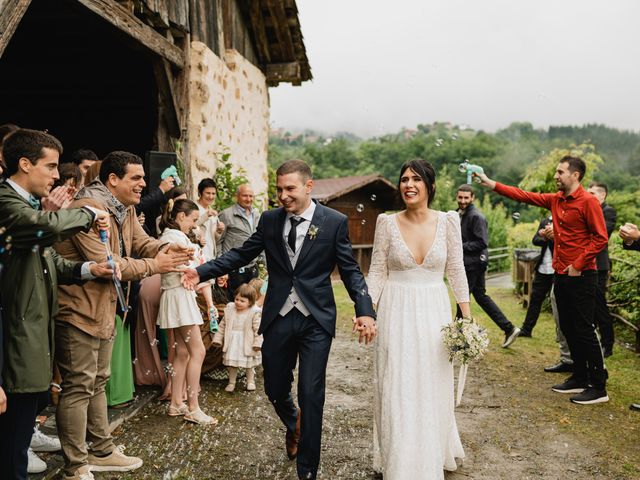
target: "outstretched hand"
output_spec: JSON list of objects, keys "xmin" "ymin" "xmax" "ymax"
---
[
  {"xmin": 352, "ymin": 316, "xmax": 377, "ymax": 345},
  {"xmin": 90, "ymin": 260, "xmax": 121, "ymax": 280},
  {"xmin": 181, "ymin": 268, "xmax": 201, "ymax": 290},
  {"xmin": 473, "ymin": 171, "xmax": 496, "ymax": 189}
]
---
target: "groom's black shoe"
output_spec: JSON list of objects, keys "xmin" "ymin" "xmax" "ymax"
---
[{"xmin": 286, "ymin": 408, "xmax": 301, "ymax": 460}]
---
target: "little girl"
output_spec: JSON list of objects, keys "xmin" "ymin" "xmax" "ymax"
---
[
  {"xmin": 212, "ymin": 283, "xmax": 263, "ymax": 392},
  {"xmin": 157, "ymin": 199, "xmax": 217, "ymax": 425}
]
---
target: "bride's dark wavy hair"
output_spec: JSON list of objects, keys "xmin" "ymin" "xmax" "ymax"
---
[{"xmin": 397, "ymin": 159, "xmax": 436, "ymax": 206}]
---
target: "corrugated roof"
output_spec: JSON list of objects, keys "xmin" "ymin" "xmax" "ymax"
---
[{"xmin": 312, "ymin": 174, "xmax": 396, "ymax": 203}]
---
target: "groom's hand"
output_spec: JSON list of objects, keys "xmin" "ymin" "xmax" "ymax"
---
[
  {"xmin": 181, "ymin": 268, "xmax": 201, "ymax": 290},
  {"xmin": 353, "ymin": 316, "xmax": 377, "ymax": 345}
]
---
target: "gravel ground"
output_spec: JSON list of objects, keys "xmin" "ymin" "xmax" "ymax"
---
[{"xmin": 94, "ymin": 331, "xmax": 631, "ymax": 480}]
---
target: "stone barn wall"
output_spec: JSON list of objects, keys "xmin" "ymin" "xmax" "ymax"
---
[{"xmin": 188, "ymin": 41, "xmax": 270, "ymax": 206}]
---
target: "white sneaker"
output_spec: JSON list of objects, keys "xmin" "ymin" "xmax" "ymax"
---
[
  {"xmin": 30, "ymin": 425, "xmax": 62, "ymax": 452},
  {"xmin": 27, "ymin": 448, "xmax": 47, "ymax": 474}
]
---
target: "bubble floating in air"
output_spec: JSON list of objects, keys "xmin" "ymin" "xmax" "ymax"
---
[
  {"xmin": 36, "ymin": 230, "xmax": 44, "ymax": 238},
  {"xmin": 356, "ymin": 204, "xmax": 364, "ymax": 213},
  {"xmin": 512, "ymin": 212, "xmax": 521, "ymax": 221},
  {"xmin": 370, "ymin": 194, "xmax": 377, "ymax": 202},
  {"xmin": 361, "ymin": 219, "xmax": 367, "ymax": 225}
]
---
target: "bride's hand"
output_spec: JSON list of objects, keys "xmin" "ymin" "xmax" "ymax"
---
[{"xmin": 353, "ymin": 316, "xmax": 377, "ymax": 345}]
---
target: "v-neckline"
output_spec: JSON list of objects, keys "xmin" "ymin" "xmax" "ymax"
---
[{"xmin": 393, "ymin": 212, "xmax": 440, "ymax": 266}]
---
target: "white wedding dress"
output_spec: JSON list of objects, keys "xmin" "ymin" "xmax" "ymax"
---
[{"xmin": 367, "ymin": 211, "xmax": 469, "ymax": 479}]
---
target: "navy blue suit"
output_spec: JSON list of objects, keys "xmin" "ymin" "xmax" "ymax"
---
[{"xmin": 196, "ymin": 201, "xmax": 374, "ymax": 478}]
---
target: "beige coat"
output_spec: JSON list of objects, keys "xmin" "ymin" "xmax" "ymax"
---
[
  {"xmin": 213, "ymin": 304, "xmax": 263, "ymax": 357},
  {"xmin": 55, "ymin": 180, "xmax": 166, "ymax": 339}
]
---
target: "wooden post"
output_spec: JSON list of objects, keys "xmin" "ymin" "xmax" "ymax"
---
[{"xmin": 0, "ymin": 0, "xmax": 32, "ymax": 59}]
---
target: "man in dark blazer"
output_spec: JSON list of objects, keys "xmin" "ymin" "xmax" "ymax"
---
[
  {"xmin": 520, "ymin": 216, "xmax": 554, "ymax": 337},
  {"xmin": 588, "ymin": 182, "xmax": 617, "ymax": 357},
  {"xmin": 182, "ymin": 160, "xmax": 376, "ymax": 480},
  {"xmin": 456, "ymin": 184, "xmax": 520, "ymax": 348}
]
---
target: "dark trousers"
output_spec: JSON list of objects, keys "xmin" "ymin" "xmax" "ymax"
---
[
  {"xmin": 594, "ymin": 270, "xmax": 614, "ymax": 351},
  {"xmin": 554, "ymin": 272, "xmax": 606, "ymax": 389},
  {"xmin": 228, "ymin": 266, "xmax": 259, "ymax": 295},
  {"xmin": 521, "ymin": 272, "xmax": 554, "ymax": 334},
  {"xmin": 0, "ymin": 391, "xmax": 49, "ymax": 480},
  {"xmin": 459, "ymin": 266, "xmax": 513, "ymax": 333},
  {"xmin": 262, "ymin": 309, "xmax": 332, "ymax": 480}
]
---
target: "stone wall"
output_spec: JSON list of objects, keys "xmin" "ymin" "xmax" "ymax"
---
[{"xmin": 188, "ymin": 42, "xmax": 269, "ymax": 207}]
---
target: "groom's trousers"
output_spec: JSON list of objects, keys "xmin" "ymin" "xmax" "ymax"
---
[{"xmin": 262, "ymin": 308, "xmax": 332, "ymax": 479}]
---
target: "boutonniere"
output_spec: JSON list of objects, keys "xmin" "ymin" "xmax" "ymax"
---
[{"xmin": 307, "ymin": 224, "xmax": 319, "ymax": 240}]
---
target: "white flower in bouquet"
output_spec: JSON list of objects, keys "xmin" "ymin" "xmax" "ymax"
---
[
  {"xmin": 442, "ymin": 316, "xmax": 489, "ymax": 365},
  {"xmin": 441, "ymin": 316, "xmax": 490, "ymax": 406}
]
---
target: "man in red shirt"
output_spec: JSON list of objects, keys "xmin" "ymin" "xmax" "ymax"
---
[{"xmin": 476, "ymin": 155, "xmax": 609, "ymax": 405}]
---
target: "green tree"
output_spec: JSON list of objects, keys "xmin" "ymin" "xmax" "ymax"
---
[{"xmin": 518, "ymin": 143, "xmax": 604, "ymax": 192}]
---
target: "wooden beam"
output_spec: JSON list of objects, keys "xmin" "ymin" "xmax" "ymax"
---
[
  {"xmin": 264, "ymin": 0, "xmax": 295, "ymax": 60},
  {"xmin": 152, "ymin": 57, "xmax": 181, "ymax": 137},
  {"xmin": 248, "ymin": 0, "xmax": 270, "ymax": 63},
  {"xmin": 75, "ymin": 0, "xmax": 185, "ymax": 68},
  {"xmin": 266, "ymin": 61, "xmax": 300, "ymax": 85},
  {"xmin": 0, "ymin": 0, "xmax": 32, "ymax": 59}
]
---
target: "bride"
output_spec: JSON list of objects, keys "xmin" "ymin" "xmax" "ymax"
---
[{"xmin": 367, "ymin": 159, "xmax": 471, "ymax": 479}]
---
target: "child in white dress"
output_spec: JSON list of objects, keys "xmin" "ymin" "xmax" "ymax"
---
[
  {"xmin": 157, "ymin": 199, "xmax": 217, "ymax": 425},
  {"xmin": 212, "ymin": 284, "xmax": 263, "ymax": 392}
]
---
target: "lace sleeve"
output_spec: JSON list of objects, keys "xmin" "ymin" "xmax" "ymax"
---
[
  {"xmin": 444, "ymin": 211, "xmax": 470, "ymax": 303},
  {"xmin": 367, "ymin": 214, "xmax": 390, "ymax": 306}
]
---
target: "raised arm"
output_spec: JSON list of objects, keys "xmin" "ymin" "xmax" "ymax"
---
[{"xmin": 475, "ymin": 171, "xmax": 554, "ymax": 209}]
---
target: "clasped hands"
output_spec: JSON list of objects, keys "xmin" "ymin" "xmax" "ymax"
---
[{"xmin": 352, "ymin": 316, "xmax": 377, "ymax": 345}]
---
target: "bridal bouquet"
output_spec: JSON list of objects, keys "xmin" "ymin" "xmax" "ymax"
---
[{"xmin": 442, "ymin": 316, "xmax": 489, "ymax": 406}]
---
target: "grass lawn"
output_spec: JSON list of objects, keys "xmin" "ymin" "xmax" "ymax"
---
[{"xmin": 333, "ymin": 281, "xmax": 640, "ymax": 477}]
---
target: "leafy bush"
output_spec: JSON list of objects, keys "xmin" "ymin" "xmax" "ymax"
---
[
  {"xmin": 211, "ymin": 147, "xmax": 249, "ymax": 211},
  {"xmin": 507, "ymin": 221, "xmax": 539, "ymax": 249},
  {"xmin": 608, "ymin": 242, "xmax": 640, "ymax": 329}
]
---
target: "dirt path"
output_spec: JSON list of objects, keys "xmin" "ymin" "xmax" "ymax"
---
[{"xmin": 102, "ymin": 321, "xmax": 632, "ymax": 480}]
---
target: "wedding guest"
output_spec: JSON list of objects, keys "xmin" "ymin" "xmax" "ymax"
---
[
  {"xmin": 587, "ymin": 182, "xmax": 617, "ymax": 357},
  {"xmin": 217, "ymin": 183, "xmax": 261, "ymax": 292},
  {"xmin": 157, "ymin": 199, "xmax": 217, "ymax": 424},
  {"xmin": 70, "ymin": 148, "xmax": 99, "ymax": 187},
  {"xmin": 136, "ymin": 174, "xmax": 177, "ymax": 237},
  {"xmin": 619, "ymin": 222, "xmax": 640, "ymax": 411},
  {"xmin": 520, "ymin": 216, "xmax": 554, "ymax": 337},
  {"xmin": 248, "ymin": 277, "xmax": 266, "ymax": 308},
  {"xmin": 54, "ymin": 151, "xmax": 192, "ymax": 478},
  {"xmin": 0, "ymin": 129, "xmax": 113, "ymax": 480},
  {"xmin": 213, "ymin": 283, "xmax": 263, "ymax": 392},
  {"xmin": 456, "ymin": 184, "xmax": 520, "ymax": 347},
  {"xmin": 196, "ymin": 178, "xmax": 225, "ymax": 260},
  {"xmin": 83, "ymin": 160, "xmax": 102, "ymax": 186},
  {"xmin": 476, "ymin": 156, "xmax": 610, "ymax": 405}
]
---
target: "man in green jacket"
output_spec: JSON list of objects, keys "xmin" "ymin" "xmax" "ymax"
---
[{"xmin": 0, "ymin": 129, "xmax": 113, "ymax": 480}]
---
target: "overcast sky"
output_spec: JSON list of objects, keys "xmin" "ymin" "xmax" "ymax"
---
[{"xmin": 269, "ymin": 0, "xmax": 640, "ymax": 137}]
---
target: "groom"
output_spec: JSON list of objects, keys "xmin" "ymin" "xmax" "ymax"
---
[{"xmin": 182, "ymin": 160, "xmax": 376, "ymax": 479}]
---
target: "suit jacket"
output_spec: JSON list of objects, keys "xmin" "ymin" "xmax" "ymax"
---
[
  {"xmin": 595, "ymin": 203, "xmax": 617, "ymax": 271},
  {"xmin": 532, "ymin": 216, "xmax": 554, "ymax": 271},
  {"xmin": 197, "ymin": 201, "xmax": 375, "ymax": 336},
  {"xmin": 458, "ymin": 204, "xmax": 489, "ymax": 271},
  {"xmin": 623, "ymin": 239, "xmax": 640, "ymax": 251}
]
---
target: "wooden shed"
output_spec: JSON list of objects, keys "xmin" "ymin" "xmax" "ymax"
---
[
  {"xmin": 0, "ymin": 0, "xmax": 311, "ymax": 198},
  {"xmin": 312, "ymin": 174, "xmax": 400, "ymax": 273}
]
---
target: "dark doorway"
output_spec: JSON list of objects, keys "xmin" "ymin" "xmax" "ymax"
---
[{"xmin": 0, "ymin": 0, "xmax": 157, "ymax": 161}]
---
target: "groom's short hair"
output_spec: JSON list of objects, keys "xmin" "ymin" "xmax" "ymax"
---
[{"xmin": 276, "ymin": 160, "xmax": 312, "ymax": 182}]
